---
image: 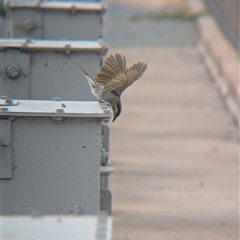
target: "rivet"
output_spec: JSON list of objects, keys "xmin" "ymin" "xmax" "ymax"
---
[
  {"xmin": 5, "ymin": 64, "xmax": 21, "ymax": 79},
  {"xmin": 22, "ymin": 17, "xmax": 36, "ymax": 31},
  {"xmin": 72, "ymin": 205, "xmax": 82, "ymax": 216},
  {"xmin": 55, "ymin": 108, "xmax": 64, "ymax": 113},
  {"xmin": 2, "ymin": 140, "xmax": 9, "ymax": 147},
  {"xmin": 23, "ymin": 69, "xmax": 30, "ymax": 77}
]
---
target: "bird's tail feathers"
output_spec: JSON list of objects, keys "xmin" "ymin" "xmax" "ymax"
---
[{"xmin": 72, "ymin": 59, "xmax": 103, "ymax": 99}]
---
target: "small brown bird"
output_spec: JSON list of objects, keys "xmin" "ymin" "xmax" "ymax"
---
[{"xmin": 73, "ymin": 53, "xmax": 147, "ymax": 121}]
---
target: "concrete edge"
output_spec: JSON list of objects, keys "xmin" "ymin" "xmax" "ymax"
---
[{"xmin": 193, "ymin": 1, "xmax": 239, "ymax": 126}]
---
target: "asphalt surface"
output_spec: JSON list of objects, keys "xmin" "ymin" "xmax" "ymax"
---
[{"xmin": 104, "ymin": 2, "xmax": 239, "ymax": 240}]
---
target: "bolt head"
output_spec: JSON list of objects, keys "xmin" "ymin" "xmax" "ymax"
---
[{"xmin": 5, "ymin": 64, "xmax": 21, "ymax": 79}]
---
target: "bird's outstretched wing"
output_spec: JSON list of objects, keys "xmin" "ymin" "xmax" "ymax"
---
[
  {"xmin": 102, "ymin": 61, "xmax": 148, "ymax": 94},
  {"xmin": 95, "ymin": 53, "xmax": 126, "ymax": 85}
]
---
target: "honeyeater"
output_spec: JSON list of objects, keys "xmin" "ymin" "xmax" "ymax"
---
[{"xmin": 73, "ymin": 53, "xmax": 147, "ymax": 121}]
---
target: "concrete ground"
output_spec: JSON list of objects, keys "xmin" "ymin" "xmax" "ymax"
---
[{"xmin": 104, "ymin": 1, "xmax": 239, "ymax": 240}]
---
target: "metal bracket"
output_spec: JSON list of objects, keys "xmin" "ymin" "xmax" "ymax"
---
[
  {"xmin": 0, "ymin": 119, "xmax": 13, "ymax": 179},
  {"xmin": 100, "ymin": 189, "xmax": 112, "ymax": 215},
  {"xmin": 0, "ymin": 97, "xmax": 19, "ymax": 106}
]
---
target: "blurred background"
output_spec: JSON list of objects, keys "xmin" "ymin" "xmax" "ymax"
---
[{"xmin": 102, "ymin": 0, "xmax": 239, "ymax": 239}]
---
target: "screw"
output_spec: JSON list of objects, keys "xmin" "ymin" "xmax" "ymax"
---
[{"xmin": 5, "ymin": 64, "xmax": 21, "ymax": 79}]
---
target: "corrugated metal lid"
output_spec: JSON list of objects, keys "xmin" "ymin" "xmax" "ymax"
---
[
  {"xmin": 0, "ymin": 99, "xmax": 112, "ymax": 118},
  {"xmin": 0, "ymin": 38, "xmax": 108, "ymax": 53}
]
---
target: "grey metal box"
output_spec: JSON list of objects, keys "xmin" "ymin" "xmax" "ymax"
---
[
  {"xmin": 0, "ymin": 38, "xmax": 108, "ymax": 100},
  {"xmin": 0, "ymin": 99, "xmax": 112, "ymax": 215},
  {"xmin": 4, "ymin": 0, "xmax": 107, "ymax": 40}
]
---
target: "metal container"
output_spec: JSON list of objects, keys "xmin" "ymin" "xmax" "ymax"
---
[
  {"xmin": 0, "ymin": 38, "xmax": 108, "ymax": 100},
  {"xmin": 4, "ymin": 0, "xmax": 108, "ymax": 40},
  {"xmin": 0, "ymin": 98, "xmax": 112, "ymax": 215}
]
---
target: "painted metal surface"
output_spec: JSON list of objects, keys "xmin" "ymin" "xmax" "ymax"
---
[
  {"xmin": 0, "ymin": 119, "xmax": 12, "ymax": 179},
  {"xmin": 2, "ymin": 214, "xmax": 112, "ymax": 240},
  {"xmin": 0, "ymin": 99, "xmax": 112, "ymax": 117},
  {"xmin": 0, "ymin": 99, "xmax": 111, "ymax": 215},
  {"xmin": 0, "ymin": 39, "xmax": 108, "ymax": 100},
  {"xmin": 4, "ymin": 0, "xmax": 107, "ymax": 40}
]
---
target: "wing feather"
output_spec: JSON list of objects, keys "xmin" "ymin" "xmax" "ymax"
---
[
  {"xmin": 102, "ymin": 62, "xmax": 147, "ymax": 94},
  {"xmin": 95, "ymin": 53, "xmax": 126, "ymax": 85}
]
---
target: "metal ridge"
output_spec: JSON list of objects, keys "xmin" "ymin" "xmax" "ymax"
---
[
  {"xmin": 4, "ymin": 0, "xmax": 108, "ymax": 12},
  {"xmin": 0, "ymin": 99, "xmax": 112, "ymax": 118},
  {"xmin": 0, "ymin": 38, "xmax": 108, "ymax": 52}
]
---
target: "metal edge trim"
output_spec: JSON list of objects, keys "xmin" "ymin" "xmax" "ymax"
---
[
  {"xmin": 0, "ymin": 112, "xmax": 112, "ymax": 118},
  {"xmin": 5, "ymin": 1, "xmax": 108, "ymax": 12},
  {"xmin": 0, "ymin": 38, "xmax": 109, "ymax": 52}
]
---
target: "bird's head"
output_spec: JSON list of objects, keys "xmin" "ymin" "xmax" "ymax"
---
[{"xmin": 112, "ymin": 101, "xmax": 122, "ymax": 122}]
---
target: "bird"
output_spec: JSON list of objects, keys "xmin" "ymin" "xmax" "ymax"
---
[{"xmin": 73, "ymin": 53, "xmax": 147, "ymax": 122}]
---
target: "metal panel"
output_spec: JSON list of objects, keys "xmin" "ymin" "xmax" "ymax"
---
[
  {"xmin": 5, "ymin": 1, "xmax": 107, "ymax": 40},
  {"xmin": 0, "ymin": 99, "xmax": 111, "ymax": 215},
  {"xmin": 0, "ymin": 119, "xmax": 12, "ymax": 179},
  {"xmin": 8, "ymin": 8, "xmax": 42, "ymax": 39},
  {"xmin": 1, "ymin": 117, "xmax": 101, "ymax": 215},
  {"xmin": 29, "ymin": 51, "xmax": 100, "ymax": 100},
  {"xmin": 2, "ymin": 214, "xmax": 112, "ymax": 240},
  {"xmin": 0, "ymin": 39, "xmax": 108, "ymax": 101},
  {"xmin": 0, "ymin": 99, "xmax": 112, "ymax": 117},
  {"xmin": 100, "ymin": 189, "xmax": 112, "ymax": 215},
  {"xmin": 0, "ymin": 38, "xmax": 108, "ymax": 51},
  {"xmin": 42, "ymin": 10, "xmax": 102, "ymax": 40},
  {"xmin": 0, "ymin": 49, "xmax": 30, "ymax": 99}
]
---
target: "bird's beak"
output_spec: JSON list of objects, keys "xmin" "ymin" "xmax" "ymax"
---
[
  {"xmin": 112, "ymin": 101, "xmax": 122, "ymax": 122},
  {"xmin": 112, "ymin": 107, "xmax": 118, "ymax": 122}
]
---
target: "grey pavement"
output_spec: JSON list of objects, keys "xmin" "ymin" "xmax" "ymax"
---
[{"xmin": 104, "ymin": 2, "xmax": 239, "ymax": 240}]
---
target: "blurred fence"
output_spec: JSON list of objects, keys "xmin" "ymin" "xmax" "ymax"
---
[{"xmin": 204, "ymin": 0, "xmax": 239, "ymax": 51}]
